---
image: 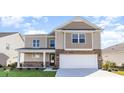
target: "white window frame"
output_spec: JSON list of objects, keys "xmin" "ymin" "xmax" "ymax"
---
[
  {"xmin": 79, "ymin": 33, "xmax": 86, "ymax": 43},
  {"xmin": 72, "ymin": 33, "xmax": 78, "ymax": 43},
  {"xmin": 49, "ymin": 39, "xmax": 55, "ymax": 48},
  {"xmin": 72, "ymin": 33, "xmax": 86, "ymax": 44},
  {"xmin": 32, "ymin": 40, "xmax": 40, "ymax": 48}
]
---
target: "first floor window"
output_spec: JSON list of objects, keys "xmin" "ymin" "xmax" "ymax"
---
[
  {"xmin": 33, "ymin": 40, "xmax": 40, "ymax": 48},
  {"xmin": 32, "ymin": 54, "xmax": 40, "ymax": 58}
]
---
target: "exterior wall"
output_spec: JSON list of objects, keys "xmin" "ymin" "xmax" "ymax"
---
[
  {"xmin": 55, "ymin": 31, "xmax": 64, "ymax": 49},
  {"xmin": 0, "ymin": 33, "xmax": 24, "ymax": 66},
  {"xmin": 55, "ymin": 49, "xmax": 102, "ymax": 69},
  {"xmin": 65, "ymin": 33, "xmax": 92, "ymax": 49},
  {"xmin": 0, "ymin": 53, "xmax": 9, "ymax": 65},
  {"xmin": 25, "ymin": 35, "xmax": 47, "ymax": 48},
  {"xmin": 24, "ymin": 53, "xmax": 50, "ymax": 62},
  {"xmin": 102, "ymin": 52, "xmax": 124, "ymax": 66},
  {"xmin": 47, "ymin": 37, "xmax": 55, "ymax": 48},
  {"xmin": 58, "ymin": 22, "xmax": 96, "ymax": 30},
  {"xmin": 23, "ymin": 53, "xmax": 51, "ymax": 67},
  {"xmin": 23, "ymin": 62, "xmax": 43, "ymax": 67},
  {"xmin": 92, "ymin": 31, "xmax": 101, "ymax": 49},
  {"xmin": 55, "ymin": 30, "xmax": 101, "ymax": 50}
]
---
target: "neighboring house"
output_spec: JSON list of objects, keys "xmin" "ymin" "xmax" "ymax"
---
[
  {"xmin": 17, "ymin": 17, "xmax": 102, "ymax": 69},
  {"xmin": 0, "ymin": 32, "xmax": 24, "ymax": 66},
  {"xmin": 102, "ymin": 43, "xmax": 124, "ymax": 66}
]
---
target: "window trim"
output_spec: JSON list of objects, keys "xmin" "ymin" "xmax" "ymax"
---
[
  {"xmin": 71, "ymin": 33, "xmax": 86, "ymax": 44},
  {"xmin": 49, "ymin": 39, "xmax": 55, "ymax": 48},
  {"xmin": 32, "ymin": 39, "xmax": 40, "ymax": 48}
]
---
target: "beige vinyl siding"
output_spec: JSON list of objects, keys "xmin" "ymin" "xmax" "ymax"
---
[
  {"xmin": 55, "ymin": 30, "xmax": 101, "ymax": 49},
  {"xmin": 24, "ymin": 53, "xmax": 50, "ymax": 62},
  {"xmin": 25, "ymin": 35, "xmax": 47, "ymax": 48},
  {"xmin": 57, "ymin": 22, "xmax": 96, "ymax": 30},
  {"xmin": 55, "ymin": 31, "xmax": 64, "ymax": 49},
  {"xmin": 92, "ymin": 32, "xmax": 101, "ymax": 49},
  {"xmin": 65, "ymin": 33, "xmax": 92, "ymax": 49}
]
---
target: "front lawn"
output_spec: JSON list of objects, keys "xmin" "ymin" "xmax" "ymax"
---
[
  {"xmin": 113, "ymin": 71, "xmax": 124, "ymax": 76},
  {"xmin": 0, "ymin": 69, "xmax": 56, "ymax": 77}
]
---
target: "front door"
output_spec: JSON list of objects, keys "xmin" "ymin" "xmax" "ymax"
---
[{"xmin": 50, "ymin": 54, "xmax": 55, "ymax": 66}]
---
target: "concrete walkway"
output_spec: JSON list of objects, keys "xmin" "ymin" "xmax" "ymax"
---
[{"xmin": 55, "ymin": 68, "xmax": 122, "ymax": 77}]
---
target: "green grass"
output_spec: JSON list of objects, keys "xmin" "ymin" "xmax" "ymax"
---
[
  {"xmin": 0, "ymin": 70, "xmax": 56, "ymax": 77},
  {"xmin": 113, "ymin": 71, "xmax": 124, "ymax": 76}
]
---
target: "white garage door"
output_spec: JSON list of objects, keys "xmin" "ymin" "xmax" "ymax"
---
[{"xmin": 60, "ymin": 54, "xmax": 98, "ymax": 69}]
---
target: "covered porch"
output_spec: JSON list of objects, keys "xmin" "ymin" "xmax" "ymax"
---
[{"xmin": 17, "ymin": 48, "xmax": 55, "ymax": 68}]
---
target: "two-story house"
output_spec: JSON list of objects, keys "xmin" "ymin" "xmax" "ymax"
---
[
  {"xmin": 17, "ymin": 17, "xmax": 102, "ymax": 69},
  {"xmin": 0, "ymin": 32, "xmax": 24, "ymax": 66}
]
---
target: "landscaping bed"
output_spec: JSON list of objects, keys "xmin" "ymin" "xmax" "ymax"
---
[
  {"xmin": 113, "ymin": 71, "xmax": 124, "ymax": 76},
  {"xmin": 0, "ymin": 69, "xmax": 56, "ymax": 77}
]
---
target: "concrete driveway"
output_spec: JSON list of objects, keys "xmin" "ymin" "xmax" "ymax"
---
[{"xmin": 55, "ymin": 68, "xmax": 122, "ymax": 77}]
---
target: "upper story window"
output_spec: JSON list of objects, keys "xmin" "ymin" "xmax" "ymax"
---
[
  {"xmin": 79, "ymin": 34, "xmax": 85, "ymax": 43},
  {"xmin": 72, "ymin": 34, "xmax": 78, "ymax": 43},
  {"xmin": 49, "ymin": 39, "xmax": 55, "ymax": 48},
  {"xmin": 33, "ymin": 40, "xmax": 40, "ymax": 48},
  {"xmin": 72, "ymin": 33, "xmax": 85, "ymax": 43}
]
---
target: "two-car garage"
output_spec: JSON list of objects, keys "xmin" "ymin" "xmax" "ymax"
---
[{"xmin": 59, "ymin": 54, "xmax": 98, "ymax": 69}]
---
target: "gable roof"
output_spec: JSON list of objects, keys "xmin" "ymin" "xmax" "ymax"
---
[
  {"xmin": 0, "ymin": 32, "xmax": 24, "ymax": 41},
  {"xmin": 0, "ymin": 32, "xmax": 18, "ymax": 38},
  {"xmin": 55, "ymin": 16, "xmax": 102, "ymax": 30}
]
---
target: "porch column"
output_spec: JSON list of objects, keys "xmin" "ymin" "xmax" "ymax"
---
[
  {"xmin": 17, "ymin": 52, "xmax": 21, "ymax": 68},
  {"xmin": 43, "ymin": 52, "xmax": 46, "ymax": 68}
]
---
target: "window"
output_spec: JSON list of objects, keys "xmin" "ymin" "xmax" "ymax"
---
[
  {"xmin": 33, "ymin": 40, "xmax": 40, "ymax": 48},
  {"xmin": 50, "ymin": 39, "xmax": 55, "ymax": 48},
  {"xmin": 32, "ymin": 54, "xmax": 40, "ymax": 58},
  {"xmin": 72, "ymin": 33, "xmax": 85, "ymax": 43},
  {"xmin": 72, "ymin": 34, "xmax": 78, "ymax": 43},
  {"xmin": 79, "ymin": 34, "xmax": 85, "ymax": 43}
]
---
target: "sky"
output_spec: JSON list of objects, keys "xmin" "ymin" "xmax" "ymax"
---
[{"xmin": 0, "ymin": 16, "xmax": 124, "ymax": 49}]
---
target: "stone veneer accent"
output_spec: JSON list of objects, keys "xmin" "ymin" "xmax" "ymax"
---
[
  {"xmin": 23, "ymin": 61, "xmax": 51, "ymax": 68},
  {"xmin": 23, "ymin": 62, "xmax": 43, "ymax": 67},
  {"xmin": 55, "ymin": 49, "xmax": 102, "ymax": 69}
]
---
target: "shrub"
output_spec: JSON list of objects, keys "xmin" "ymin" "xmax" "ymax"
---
[
  {"xmin": 102, "ymin": 63, "xmax": 109, "ymax": 70},
  {"xmin": 102, "ymin": 61, "xmax": 116, "ymax": 70},
  {"xmin": 27, "ymin": 68, "xmax": 31, "ymax": 70},
  {"xmin": 0, "ymin": 64, "xmax": 3, "ymax": 68},
  {"xmin": 8, "ymin": 62, "xmax": 17, "ymax": 68},
  {"xmin": 121, "ymin": 63, "xmax": 124, "ymax": 68},
  {"xmin": 109, "ymin": 62, "xmax": 116, "ymax": 68},
  {"xmin": 35, "ymin": 68, "xmax": 39, "ymax": 70}
]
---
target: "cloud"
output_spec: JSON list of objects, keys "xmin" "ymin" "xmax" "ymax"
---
[
  {"xmin": 0, "ymin": 16, "xmax": 24, "ymax": 28},
  {"xmin": 32, "ymin": 16, "xmax": 43, "ymax": 20},
  {"xmin": 24, "ymin": 29, "xmax": 47, "ymax": 35},
  {"xmin": 115, "ymin": 24, "xmax": 124, "ymax": 30},
  {"xmin": 23, "ymin": 22, "xmax": 32, "ymax": 28},
  {"xmin": 44, "ymin": 17, "xmax": 48, "ymax": 23},
  {"xmin": 32, "ymin": 16, "xmax": 48, "ymax": 23},
  {"xmin": 91, "ymin": 16, "xmax": 124, "ymax": 48},
  {"xmin": 101, "ymin": 30, "xmax": 124, "ymax": 48},
  {"xmin": 97, "ymin": 16, "xmax": 119, "ymax": 29}
]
